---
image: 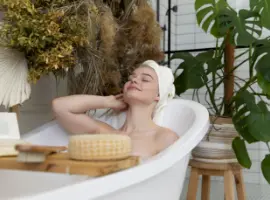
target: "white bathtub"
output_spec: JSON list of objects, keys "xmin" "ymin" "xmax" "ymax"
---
[{"xmin": 0, "ymin": 98, "xmax": 209, "ymax": 200}]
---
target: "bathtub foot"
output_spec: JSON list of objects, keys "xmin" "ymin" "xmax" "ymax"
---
[{"xmin": 187, "ymin": 168, "xmax": 199, "ymax": 200}]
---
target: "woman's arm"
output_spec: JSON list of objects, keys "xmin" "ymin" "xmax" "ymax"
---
[{"xmin": 52, "ymin": 95, "xmax": 124, "ymax": 134}]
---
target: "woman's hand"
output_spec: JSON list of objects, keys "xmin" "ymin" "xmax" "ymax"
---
[{"xmin": 108, "ymin": 94, "xmax": 128, "ymax": 111}]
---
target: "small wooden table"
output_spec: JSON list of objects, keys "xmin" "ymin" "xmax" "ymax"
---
[
  {"xmin": 0, "ymin": 153, "xmax": 140, "ymax": 177},
  {"xmin": 187, "ymin": 159, "xmax": 246, "ymax": 200}
]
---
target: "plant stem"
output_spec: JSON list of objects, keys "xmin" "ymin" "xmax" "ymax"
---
[
  {"xmin": 233, "ymin": 58, "xmax": 249, "ymax": 72},
  {"xmin": 196, "ymin": 89, "xmax": 201, "ymax": 103},
  {"xmin": 192, "ymin": 89, "xmax": 196, "ymax": 101},
  {"xmin": 235, "ymin": 49, "xmax": 249, "ymax": 60},
  {"xmin": 214, "ymin": 57, "xmax": 249, "ymax": 93},
  {"xmin": 205, "ymin": 83, "xmax": 220, "ymax": 114},
  {"xmin": 230, "ymin": 76, "xmax": 257, "ymax": 105},
  {"xmin": 254, "ymin": 93, "xmax": 269, "ymax": 96},
  {"xmin": 249, "ymin": 45, "xmax": 253, "ymax": 78},
  {"xmin": 234, "ymin": 75, "xmax": 265, "ymax": 101}
]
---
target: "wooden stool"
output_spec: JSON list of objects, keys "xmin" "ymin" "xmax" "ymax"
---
[{"xmin": 187, "ymin": 159, "xmax": 246, "ymax": 200}]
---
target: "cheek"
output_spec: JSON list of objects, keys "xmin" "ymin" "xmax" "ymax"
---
[
  {"xmin": 142, "ymin": 84, "xmax": 159, "ymax": 96},
  {"xmin": 123, "ymin": 82, "xmax": 130, "ymax": 92}
]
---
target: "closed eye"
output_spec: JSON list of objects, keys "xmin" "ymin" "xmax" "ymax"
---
[{"xmin": 142, "ymin": 78, "xmax": 151, "ymax": 82}]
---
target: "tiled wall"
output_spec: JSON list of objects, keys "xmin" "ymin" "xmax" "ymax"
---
[{"xmin": 154, "ymin": 0, "xmax": 268, "ymax": 185}]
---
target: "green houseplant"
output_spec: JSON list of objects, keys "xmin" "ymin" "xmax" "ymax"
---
[{"xmin": 170, "ymin": 0, "xmax": 270, "ymax": 183}]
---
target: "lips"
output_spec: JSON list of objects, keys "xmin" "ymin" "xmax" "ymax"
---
[{"xmin": 127, "ymin": 84, "xmax": 141, "ymax": 91}]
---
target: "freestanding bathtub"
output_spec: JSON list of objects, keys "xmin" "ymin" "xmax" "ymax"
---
[{"xmin": 0, "ymin": 98, "xmax": 209, "ymax": 200}]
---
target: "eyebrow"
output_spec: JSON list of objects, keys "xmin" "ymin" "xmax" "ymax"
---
[{"xmin": 131, "ymin": 72, "xmax": 154, "ymax": 79}]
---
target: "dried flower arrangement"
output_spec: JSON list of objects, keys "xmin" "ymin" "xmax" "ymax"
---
[{"xmin": 0, "ymin": 0, "xmax": 163, "ymax": 97}]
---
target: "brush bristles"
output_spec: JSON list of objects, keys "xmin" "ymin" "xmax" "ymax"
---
[{"xmin": 17, "ymin": 152, "xmax": 46, "ymax": 163}]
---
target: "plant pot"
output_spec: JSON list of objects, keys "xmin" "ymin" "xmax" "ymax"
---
[{"xmin": 191, "ymin": 117, "xmax": 238, "ymax": 163}]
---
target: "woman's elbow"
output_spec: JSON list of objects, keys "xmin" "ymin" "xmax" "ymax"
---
[{"xmin": 52, "ymin": 98, "xmax": 66, "ymax": 116}]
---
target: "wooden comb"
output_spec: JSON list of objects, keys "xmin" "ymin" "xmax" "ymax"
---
[{"xmin": 15, "ymin": 144, "xmax": 67, "ymax": 163}]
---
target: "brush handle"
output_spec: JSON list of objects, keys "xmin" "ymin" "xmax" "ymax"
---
[{"xmin": 15, "ymin": 144, "xmax": 67, "ymax": 154}]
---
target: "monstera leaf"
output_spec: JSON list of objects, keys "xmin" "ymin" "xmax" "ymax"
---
[
  {"xmin": 195, "ymin": 0, "xmax": 262, "ymax": 45},
  {"xmin": 170, "ymin": 51, "xmax": 215, "ymax": 95},
  {"xmin": 230, "ymin": 9, "xmax": 262, "ymax": 45},
  {"xmin": 233, "ymin": 91, "xmax": 270, "ymax": 143},
  {"xmin": 232, "ymin": 137, "xmax": 252, "ymax": 169},
  {"xmin": 257, "ymin": 73, "xmax": 270, "ymax": 96},
  {"xmin": 195, "ymin": 0, "xmax": 229, "ymax": 38},
  {"xmin": 262, "ymin": 154, "xmax": 270, "ymax": 184},
  {"xmin": 252, "ymin": 39, "xmax": 270, "ymax": 95},
  {"xmin": 250, "ymin": 0, "xmax": 270, "ymax": 29}
]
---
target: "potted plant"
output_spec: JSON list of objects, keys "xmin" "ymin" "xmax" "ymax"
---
[{"xmin": 170, "ymin": 0, "xmax": 270, "ymax": 183}]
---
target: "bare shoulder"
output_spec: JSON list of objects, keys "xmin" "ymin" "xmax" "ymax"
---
[{"xmin": 155, "ymin": 127, "xmax": 179, "ymax": 151}]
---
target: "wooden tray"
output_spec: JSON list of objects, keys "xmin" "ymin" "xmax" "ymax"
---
[{"xmin": 0, "ymin": 153, "xmax": 140, "ymax": 177}]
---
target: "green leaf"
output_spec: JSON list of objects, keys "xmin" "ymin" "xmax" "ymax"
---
[
  {"xmin": 250, "ymin": 0, "xmax": 270, "ymax": 29},
  {"xmin": 232, "ymin": 105, "xmax": 258, "ymax": 143},
  {"xmin": 261, "ymin": 154, "xmax": 270, "ymax": 184},
  {"xmin": 233, "ymin": 91, "xmax": 270, "ymax": 143},
  {"xmin": 195, "ymin": 50, "xmax": 215, "ymax": 62},
  {"xmin": 232, "ymin": 9, "xmax": 262, "ymax": 45},
  {"xmin": 253, "ymin": 39, "xmax": 270, "ymax": 82},
  {"xmin": 257, "ymin": 72, "xmax": 270, "ymax": 95},
  {"xmin": 195, "ymin": 0, "xmax": 262, "ymax": 45},
  {"xmin": 218, "ymin": 9, "xmax": 262, "ymax": 46},
  {"xmin": 174, "ymin": 62, "xmax": 206, "ymax": 95},
  {"xmin": 232, "ymin": 137, "xmax": 252, "ymax": 169},
  {"xmin": 171, "ymin": 52, "xmax": 214, "ymax": 95},
  {"xmin": 247, "ymin": 101, "xmax": 270, "ymax": 142},
  {"xmin": 170, "ymin": 52, "xmax": 196, "ymax": 64},
  {"xmin": 206, "ymin": 57, "xmax": 223, "ymax": 74},
  {"xmin": 195, "ymin": 50, "xmax": 223, "ymax": 74},
  {"xmin": 195, "ymin": 0, "xmax": 230, "ymax": 38}
]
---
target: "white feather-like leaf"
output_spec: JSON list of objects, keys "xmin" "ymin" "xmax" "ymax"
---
[{"xmin": 0, "ymin": 47, "xmax": 31, "ymax": 108}]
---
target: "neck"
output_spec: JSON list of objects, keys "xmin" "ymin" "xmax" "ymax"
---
[{"xmin": 121, "ymin": 104, "xmax": 156, "ymax": 133}]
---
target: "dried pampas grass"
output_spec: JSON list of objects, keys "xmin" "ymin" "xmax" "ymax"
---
[{"xmin": 66, "ymin": 0, "xmax": 164, "ymax": 96}]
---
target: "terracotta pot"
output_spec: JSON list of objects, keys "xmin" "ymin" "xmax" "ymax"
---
[{"xmin": 191, "ymin": 116, "xmax": 238, "ymax": 163}]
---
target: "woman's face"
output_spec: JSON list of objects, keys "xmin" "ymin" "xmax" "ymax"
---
[{"xmin": 123, "ymin": 66, "xmax": 159, "ymax": 105}]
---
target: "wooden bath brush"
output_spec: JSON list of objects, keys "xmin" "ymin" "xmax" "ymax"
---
[{"xmin": 15, "ymin": 144, "xmax": 67, "ymax": 163}]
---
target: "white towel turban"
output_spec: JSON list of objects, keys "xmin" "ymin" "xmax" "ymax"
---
[{"xmin": 142, "ymin": 60, "xmax": 175, "ymax": 124}]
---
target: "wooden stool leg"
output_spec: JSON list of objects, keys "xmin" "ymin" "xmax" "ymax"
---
[
  {"xmin": 224, "ymin": 170, "xmax": 234, "ymax": 200},
  {"xmin": 187, "ymin": 167, "xmax": 199, "ymax": 200},
  {"xmin": 201, "ymin": 175, "xmax": 211, "ymax": 200},
  {"xmin": 234, "ymin": 170, "xmax": 246, "ymax": 200}
]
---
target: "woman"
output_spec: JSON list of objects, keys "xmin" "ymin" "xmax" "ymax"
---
[{"xmin": 52, "ymin": 60, "xmax": 179, "ymax": 159}]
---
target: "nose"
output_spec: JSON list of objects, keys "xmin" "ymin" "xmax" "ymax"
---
[{"xmin": 131, "ymin": 76, "xmax": 138, "ymax": 84}]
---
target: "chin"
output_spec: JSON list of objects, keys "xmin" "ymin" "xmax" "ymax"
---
[
  {"xmin": 124, "ymin": 91, "xmax": 152, "ymax": 105},
  {"xmin": 124, "ymin": 91, "xmax": 141, "ymax": 102}
]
